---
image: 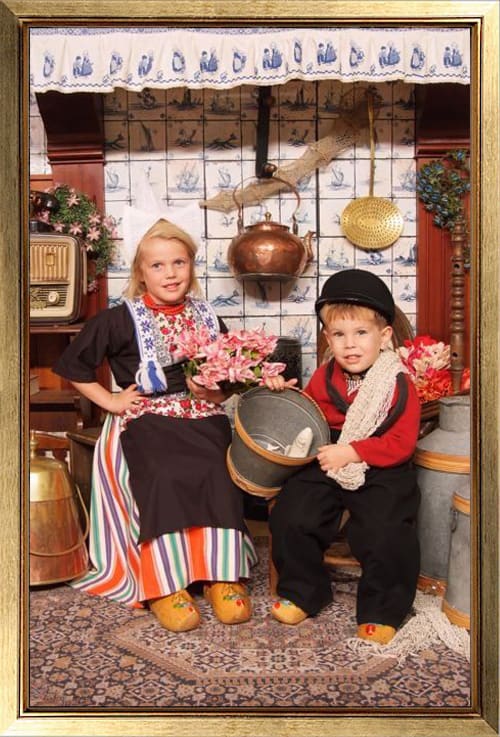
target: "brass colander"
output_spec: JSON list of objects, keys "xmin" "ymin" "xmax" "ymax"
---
[{"xmin": 341, "ymin": 93, "xmax": 404, "ymax": 250}]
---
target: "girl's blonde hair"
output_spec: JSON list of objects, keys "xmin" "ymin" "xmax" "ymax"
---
[
  {"xmin": 124, "ymin": 218, "xmax": 203, "ymax": 299},
  {"xmin": 320, "ymin": 302, "xmax": 388, "ymax": 330}
]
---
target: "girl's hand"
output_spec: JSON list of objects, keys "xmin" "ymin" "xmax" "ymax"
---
[
  {"xmin": 316, "ymin": 443, "xmax": 362, "ymax": 473},
  {"xmin": 186, "ymin": 377, "xmax": 228, "ymax": 405},
  {"xmin": 263, "ymin": 376, "xmax": 299, "ymax": 392},
  {"xmin": 108, "ymin": 384, "xmax": 145, "ymax": 414}
]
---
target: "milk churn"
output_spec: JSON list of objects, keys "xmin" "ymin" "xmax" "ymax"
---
[
  {"xmin": 413, "ymin": 395, "xmax": 470, "ymax": 595},
  {"xmin": 29, "ymin": 431, "xmax": 89, "ymax": 585}
]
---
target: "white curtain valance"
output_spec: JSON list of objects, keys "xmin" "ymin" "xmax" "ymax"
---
[{"xmin": 30, "ymin": 26, "xmax": 470, "ymax": 94}]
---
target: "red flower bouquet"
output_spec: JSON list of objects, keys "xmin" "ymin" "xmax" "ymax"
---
[
  {"xmin": 395, "ymin": 335, "xmax": 470, "ymax": 403},
  {"xmin": 173, "ymin": 327, "xmax": 286, "ymax": 392}
]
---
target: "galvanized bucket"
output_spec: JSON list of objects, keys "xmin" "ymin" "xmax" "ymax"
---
[{"xmin": 227, "ymin": 387, "xmax": 330, "ymax": 500}]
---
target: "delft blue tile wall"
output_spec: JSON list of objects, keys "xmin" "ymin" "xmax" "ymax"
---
[{"xmin": 30, "ymin": 79, "xmax": 418, "ymax": 386}]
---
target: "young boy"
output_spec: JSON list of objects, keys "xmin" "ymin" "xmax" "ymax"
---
[{"xmin": 267, "ymin": 269, "xmax": 421, "ymax": 644}]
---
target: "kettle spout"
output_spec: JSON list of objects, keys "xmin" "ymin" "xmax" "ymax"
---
[{"xmin": 302, "ymin": 230, "xmax": 316, "ymax": 262}]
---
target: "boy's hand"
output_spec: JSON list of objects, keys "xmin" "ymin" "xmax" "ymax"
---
[
  {"xmin": 263, "ymin": 376, "xmax": 299, "ymax": 392},
  {"xmin": 317, "ymin": 443, "xmax": 362, "ymax": 472}
]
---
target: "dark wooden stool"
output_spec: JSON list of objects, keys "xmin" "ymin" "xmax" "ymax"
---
[{"xmin": 66, "ymin": 426, "xmax": 102, "ymax": 515}]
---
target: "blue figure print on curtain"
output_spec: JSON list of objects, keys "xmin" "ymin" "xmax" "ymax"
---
[
  {"xmin": 232, "ymin": 50, "xmax": 247, "ymax": 74},
  {"xmin": 73, "ymin": 52, "xmax": 93, "ymax": 77},
  {"xmin": 443, "ymin": 45, "xmax": 463, "ymax": 67},
  {"xmin": 109, "ymin": 52, "xmax": 123, "ymax": 75},
  {"xmin": 172, "ymin": 51, "xmax": 186, "ymax": 73},
  {"xmin": 200, "ymin": 50, "xmax": 218, "ymax": 73},
  {"xmin": 43, "ymin": 52, "xmax": 55, "ymax": 78},
  {"xmin": 349, "ymin": 44, "xmax": 365, "ymax": 68},
  {"xmin": 294, "ymin": 41, "xmax": 302, "ymax": 64},
  {"xmin": 378, "ymin": 44, "xmax": 400, "ymax": 68},
  {"xmin": 317, "ymin": 42, "xmax": 337, "ymax": 65},
  {"xmin": 138, "ymin": 53, "xmax": 154, "ymax": 77},
  {"xmin": 410, "ymin": 45, "xmax": 425, "ymax": 70},
  {"xmin": 262, "ymin": 45, "xmax": 283, "ymax": 70}
]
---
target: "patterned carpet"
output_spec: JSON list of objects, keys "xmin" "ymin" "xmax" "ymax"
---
[{"xmin": 29, "ymin": 538, "xmax": 471, "ymax": 710}]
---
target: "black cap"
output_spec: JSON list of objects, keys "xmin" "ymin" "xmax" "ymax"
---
[{"xmin": 315, "ymin": 269, "xmax": 395, "ymax": 325}]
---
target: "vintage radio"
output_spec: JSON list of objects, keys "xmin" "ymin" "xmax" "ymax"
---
[{"xmin": 29, "ymin": 233, "xmax": 87, "ymax": 324}]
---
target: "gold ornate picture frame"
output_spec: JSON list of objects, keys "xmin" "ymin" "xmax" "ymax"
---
[{"xmin": 1, "ymin": 1, "xmax": 498, "ymax": 735}]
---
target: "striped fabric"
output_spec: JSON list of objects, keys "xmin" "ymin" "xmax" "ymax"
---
[{"xmin": 71, "ymin": 413, "xmax": 258, "ymax": 608}]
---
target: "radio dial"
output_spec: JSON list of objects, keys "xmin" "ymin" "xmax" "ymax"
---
[{"xmin": 47, "ymin": 290, "xmax": 61, "ymax": 305}]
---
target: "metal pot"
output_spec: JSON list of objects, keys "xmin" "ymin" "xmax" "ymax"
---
[
  {"xmin": 29, "ymin": 431, "xmax": 89, "ymax": 586},
  {"xmin": 227, "ymin": 177, "xmax": 315, "ymax": 281}
]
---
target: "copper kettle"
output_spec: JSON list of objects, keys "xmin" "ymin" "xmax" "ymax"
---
[{"xmin": 227, "ymin": 177, "xmax": 315, "ymax": 282}]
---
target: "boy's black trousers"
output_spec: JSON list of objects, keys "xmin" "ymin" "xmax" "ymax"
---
[{"xmin": 269, "ymin": 461, "xmax": 420, "ymax": 628}]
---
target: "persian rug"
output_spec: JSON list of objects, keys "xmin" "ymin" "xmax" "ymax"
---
[{"xmin": 29, "ymin": 538, "xmax": 471, "ymax": 710}]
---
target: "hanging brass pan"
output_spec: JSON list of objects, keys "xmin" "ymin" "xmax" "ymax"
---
[{"xmin": 341, "ymin": 92, "xmax": 403, "ymax": 250}]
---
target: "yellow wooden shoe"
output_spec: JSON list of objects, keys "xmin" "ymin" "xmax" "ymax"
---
[
  {"xmin": 357, "ymin": 623, "xmax": 396, "ymax": 644},
  {"xmin": 149, "ymin": 589, "xmax": 201, "ymax": 632},
  {"xmin": 204, "ymin": 582, "xmax": 252, "ymax": 624},
  {"xmin": 271, "ymin": 598, "xmax": 308, "ymax": 625}
]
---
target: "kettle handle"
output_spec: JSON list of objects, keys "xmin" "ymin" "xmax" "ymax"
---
[
  {"xmin": 232, "ymin": 173, "xmax": 302, "ymax": 234},
  {"xmin": 30, "ymin": 483, "xmax": 90, "ymax": 557}
]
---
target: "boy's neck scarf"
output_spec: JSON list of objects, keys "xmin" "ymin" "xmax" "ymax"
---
[{"xmin": 327, "ymin": 349, "xmax": 405, "ymax": 491}]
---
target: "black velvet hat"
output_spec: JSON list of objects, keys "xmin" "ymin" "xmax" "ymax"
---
[{"xmin": 315, "ymin": 269, "xmax": 395, "ymax": 325}]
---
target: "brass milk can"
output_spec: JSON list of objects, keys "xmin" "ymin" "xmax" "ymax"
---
[{"xmin": 29, "ymin": 431, "xmax": 89, "ymax": 586}]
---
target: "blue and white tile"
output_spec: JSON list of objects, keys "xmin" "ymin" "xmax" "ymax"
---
[
  {"xmin": 206, "ymin": 208, "xmax": 239, "ymax": 239},
  {"xmin": 102, "ymin": 200, "xmax": 127, "ymax": 240},
  {"xmin": 317, "ymin": 79, "xmax": 353, "ymax": 118},
  {"xmin": 207, "ymin": 277, "xmax": 244, "ymax": 317},
  {"xmin": 392, "ymin": 275, "xmax": 417, "ymax": 310},
  {"xmin": 166, "ymin": 159, "xmax": 204, "ymax": 199},
  {"xmin": 392, "ymin": 81, "xmax": 416, "ymax": 119},
  {"xmin": 280, "ymin": 196, "xmax": 317, "ymax": 234},
  {"xmin": 104, "ymin": 162, "xmax": 131, "ymax": 201},
  {"xmin": 103, "ymin": 88, "xmax": 128, "ymax": 119},
  {"xmin": 203, "ymin": 120, "xmax": 242, "ymax": 160},
  {"xmin": 107, "ymin": 275, "xmax": 128, "ymax": 307},
  {"xmin": 166, "ymin": 120, "xmax": 204, "ymax": 159},
  {"xmin": 107, "ymin": 240, "xmax": 131, "ymax": 275},
  {"xmin": 354, "ymin": 81, "xmax": 393, "ymax": 119},
  {"xmin": 318, "ymin": 237, "xmax": 355, "ymax": 274},
  {"xmin": 318, "ymin": 198, "xmax": 352, "ymax": 237},
  {"xmin": 355, "ymin": 119, "xmax": 391, "ymax": 158},
  {"xmin": 354, "ymin": 157, "xmax": 392, "ymax": 198},
  {"xmin": 242, "ymin": 200, "xmax": 281, "ymax": 226},
  {"xmin": 280, "ymin": 315, "xmax": 317, "ymax": 352},
  {"xmin": 104, "ymin": 119, "xmax": 129, "ymax": 161},
  {"xmin": 204, "ymin": 160, "xmax": 243, "ymax": 199},
  {"xmin": 318, "ymin": 159, "xmax": 355, "ymax": 199},
  {"xmin": 395, "ymin": 197, "xmax": 417, "ymax": 236},
  {"xmin": 29, "ymin": 154, "xmax": 51, "ymax": 176},
  {"xmin": 243, "ymin": 281, "xmax": 281, "ymax": 316},
  {"xmin": 129, "ymin": 120, "xmax": 166, "ymax": 160},
  {"xmin": 240, "ymin": 85, "xmax": 261, "ymax": 121},
  {"xmin": 159, "ymin": 198, "xmax": 207, "ymax": 247},
  {"xmin": 281, "ymin": 277, "xmax": 317, "ymax": 315},
  {"xmin": 279, "ymin": 120, "xmax": 314, "ymax": 159},
  {"xmin": 293, "ymin": 171, "xmax": 317, "ymax": 200},
  {"xmin": 392, "ymin": 119, "xmax": 415, "ymax": 158},
  {"xmin": 355, "ymin": 248, "xmax": 394, "ymax": 276},
  {"xmin": 393, "ymin": 237, "xmax": 417, "ymax": 274},
  {"xmin": 278, "ymin": 81, "xmax": 317, "ymax": 120},
  {"xmin": 194, "ymin": 241, "xmax": 208, "ymax": 278},
  {"xmin": 206, "ymin": 240, "xmax": 233, "ymax": 277},
  {"xmin": 393, "ymin": 159, "xmax": 417, "ymax": 197},
  {"xmin": 204, "ymin": 87, "xmax": 241, "ymax": 119},
  {"xmin": 166, "ymin": 87, "xmax": 204, "ymax": 120},
  {"xmin": 130, "ymin": 160, "xmax": 167, "ymax": 205},
  {"xmin": 127, "ymin": 88, "xmax": 166, "ymax": 120},
  {"xmin": 244, "ymin": 315, "xmax": 281, "ymax": 337},
  {"xmin": 301, "ymin": 352, "xmax": 318, "ymax": 385}
]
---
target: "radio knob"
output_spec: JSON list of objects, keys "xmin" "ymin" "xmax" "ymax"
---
[{"xmin": 47, "ymin": 290, "xmax": 60, "ymax": 305}]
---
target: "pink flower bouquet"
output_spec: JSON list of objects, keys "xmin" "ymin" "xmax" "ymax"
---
[
  {"xmin": 173, "ymin": 326, "xmax": 286, "ymax": 392},
  {"xmin": 395, "ymin": 335, "xmax": 470, "ymax": 403}
]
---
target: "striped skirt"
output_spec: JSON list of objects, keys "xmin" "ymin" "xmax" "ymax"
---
[{"xmin": 71, "ymin": 413, "xmax": 258, "ymax": 608}]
